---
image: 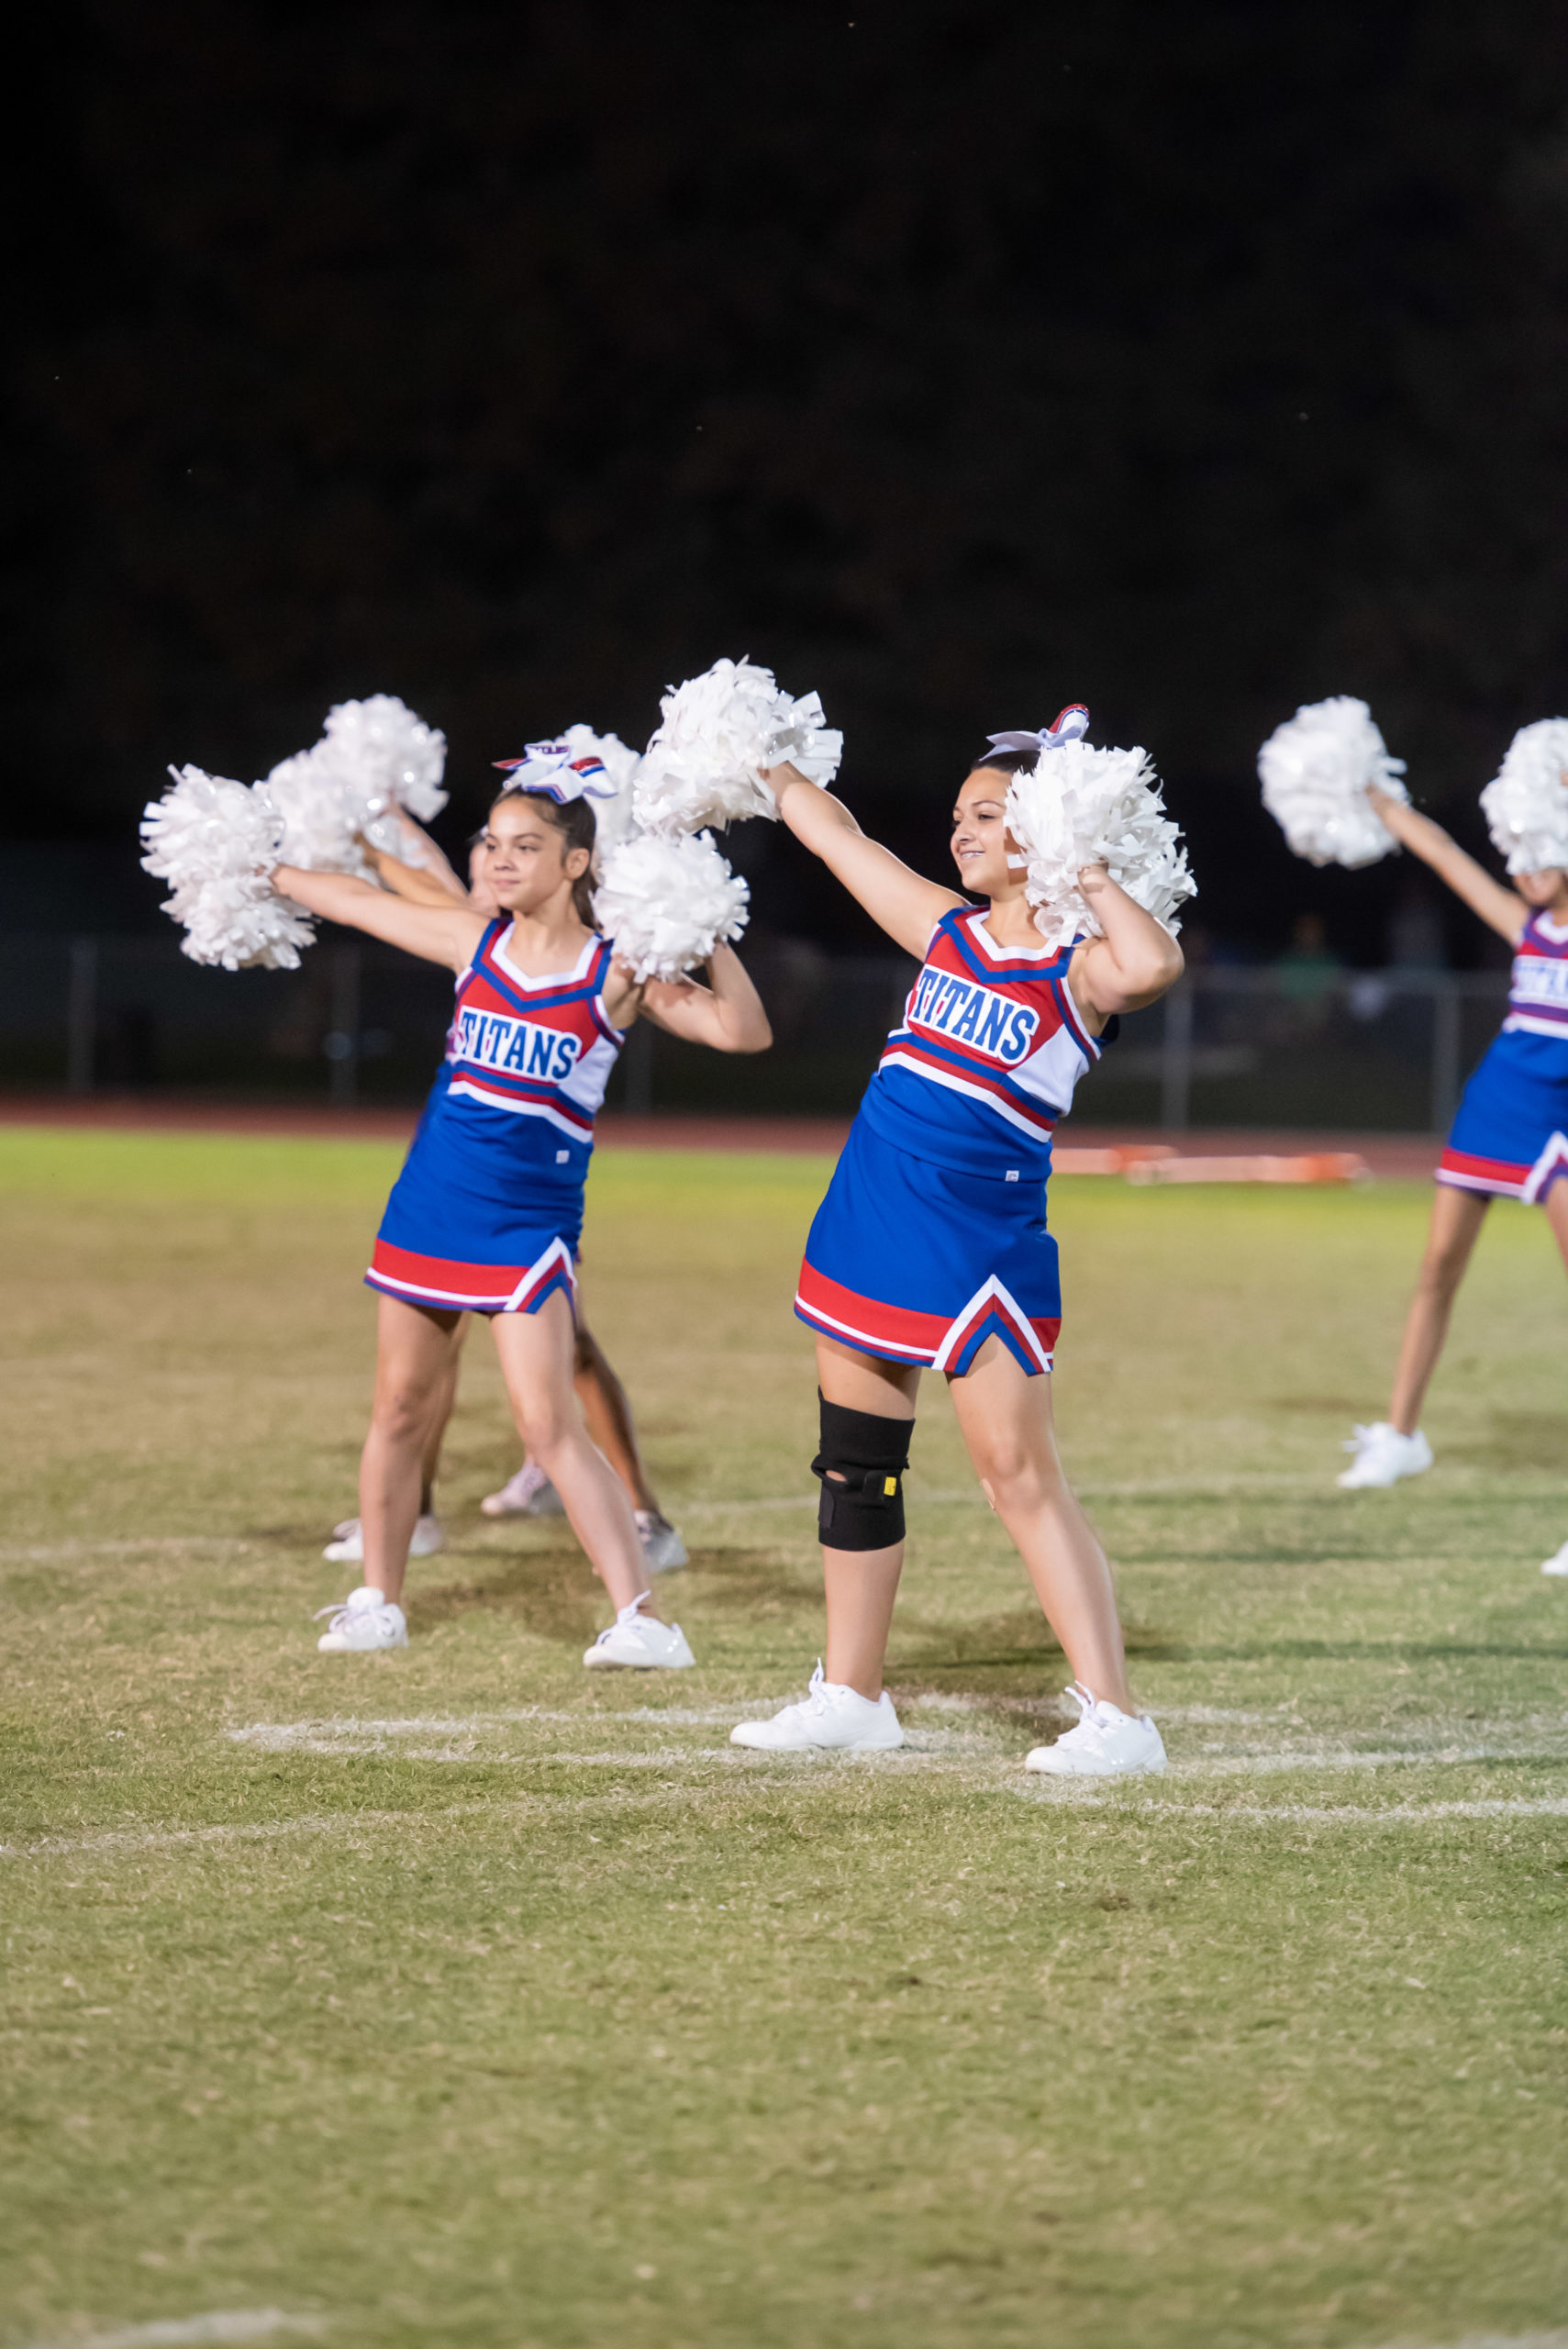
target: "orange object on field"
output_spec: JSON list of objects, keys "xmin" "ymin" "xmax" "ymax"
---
[
  {"xmin": 1125, "ymin": 1152, "xmax": 1371, "ymax": 1186},
  {"xmin": 1052, "ymin": 1144, "xmax": 1179, "ymax": 1175}
]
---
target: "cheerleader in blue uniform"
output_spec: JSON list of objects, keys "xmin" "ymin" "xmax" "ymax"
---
[
  {"xmin": 1336, "ymin": 785, "xmax": 1568, "ymax": 1532},
  {"xmin": 276, "ymin": 767, "xmax": 771, "ymax": 1658},
  {"xmin": 729, "ymin": 720, "xmax": 1184, "ymax": 1774}
]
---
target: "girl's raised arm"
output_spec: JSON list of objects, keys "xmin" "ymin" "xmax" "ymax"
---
[
  {"xmin": 763, "ymin": 763, "xmax": 963, "ymax": 961},
  {"xmin": 274, "ymin": 865, "xmax": 487, "ymax": 972},
  {"xmin": 1069, "ymin": 868, "xmax": 1186, "ymax": 1027},
  {"xmin": 631, "ymin": 944, "xmax": 773, "ymax": 1055},
  {"xmin": 1365, "ymin": 785, "xmax": 1526, "ymax": 944}
]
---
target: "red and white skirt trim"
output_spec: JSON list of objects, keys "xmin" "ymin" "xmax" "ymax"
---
[{"xmin": 365, "ymin": 1235, "xmax": 577, "ymax": 1317}]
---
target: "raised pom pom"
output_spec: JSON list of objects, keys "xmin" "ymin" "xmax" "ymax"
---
[
  {"xmin": 322, "ymin": 694, "xmax": 448, "ymax": 824},
  {"xmin": 264, "ymin": 695, "xmax": 449, "ymax": 874},
  {"xmin": 1479, "ymin": 719, "xmax": 1568, "ymax": 875},
  {"xmin": 1258, "ymin": 696, "xmax": 1407, "ymax": 867},
  {"xmin": 593, "ymin": 829, "xmax": 751, "ymax": 981},
  {"xmin": 140, "ymin": 766, "xmax": 315, "ymax": 971},
  {"xmin": 263, "ymin": 743, "xmax": 369, "ymax": 877},
  {"xmin": 574, "ymin": 725, "xmax": 642, "ymax": 854},
  {"xmin": 1005, "ymin": 740, "xmax": 1196, "ymax": 955},
  {"xmin": 633, "ymin": 657, "xmax": 842, "ymax": 834}
]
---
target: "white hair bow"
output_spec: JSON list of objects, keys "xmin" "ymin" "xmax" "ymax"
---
[{"xmin": 985, "ymin": 706, "xmax": 1091, "ymax": 761}]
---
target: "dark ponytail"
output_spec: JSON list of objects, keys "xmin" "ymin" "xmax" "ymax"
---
[{"xmin": 491, "ymin": 786, "xmax": 598, "ymax": 926}]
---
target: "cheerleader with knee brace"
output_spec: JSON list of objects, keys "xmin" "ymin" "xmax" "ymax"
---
[
  {"xmin": 277, "ymin": 767, "xmax": 771, "ymax": 1658},
  {"xmin": 729, "ymin": 712, "xmax": 1186, "ymax": 1772},
  {"xmin": 1334, "ymin": 782, "xmax": 1568, "ymax": 1547}
]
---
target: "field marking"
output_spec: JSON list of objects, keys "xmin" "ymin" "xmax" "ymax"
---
[
  {"xmin": 0, "ymin": 1539, "xmax": 256, "ymax": 1563},
  {"xmin": 1347, "ymin": 2333, "xmax": 1568, "ymax": 2349},
  {"xmin": 1173, "ymin": 1742, "xmax": 1568, "ymax": 1776},
  {"xmin": 21, "ymin": 2313, "xmax": 327, "ymax": 2348},
  {"xmin": 10, "ymin": 1770, "xmax": 1568, "ymax": 1864},
  {"xmin": 0, "ymin": 1787, "xmax": 705, "ymax": 1864},
  {"xmin": 1018, "ymin": 1788, "xmax": 1568, "ymax": 1824}
]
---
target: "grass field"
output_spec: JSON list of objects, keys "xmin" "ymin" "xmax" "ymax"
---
[{"xmin": 2, "ymin": 1124, "xmax": 1566, "ymax": 2349}]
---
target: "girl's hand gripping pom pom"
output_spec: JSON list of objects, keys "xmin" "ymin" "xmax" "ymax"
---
[
  {"xmin": 632, "ymin": 657, "xmax": 843, "ymax": 835},
  {"xmin": 1004, "ymin": 733, "xmax": 1196, "ymax": 955},
  {"xmin": 1478, "ymin": 719, "xmax": 1568, "ymax": 875},
  {"xmin": 593, "ymin": 829, "xmax": 751, "ymax": 982},
  {"xmin": 140, "ymin": 767, "xmax": 316, "ymax": 971},
  {"xmin": 1257, "ymin": 696, "xmax": 1408, "ymax": 867}
]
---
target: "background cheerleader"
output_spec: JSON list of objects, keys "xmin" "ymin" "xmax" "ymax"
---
[
  {"xmin": 272, "ymin": 774, "xmax": 770, "ymax": 1657},
  {"xmin": 1332, "ymin": 771, "xmax": 1568, "ymax": 1530},
  {"xmin": 321, "ymin": 808, "xmax": 690, "ymax": 1574},
  {"xmin": 728, "ymin": 710, "xmax": 1192, "ymax": 1771}
]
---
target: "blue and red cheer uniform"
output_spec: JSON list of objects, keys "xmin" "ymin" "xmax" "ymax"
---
[
  {"xmin": 366, "ymin": 918, "xmax": 623, "ymax": 1314},
  {"xmin": 1438, "ymin": 911, "xmax": 1568, "ymax": 1203},
  {"xmin": 795, "ymin": 907, "xmax": 1105, "ymax": 1377}
]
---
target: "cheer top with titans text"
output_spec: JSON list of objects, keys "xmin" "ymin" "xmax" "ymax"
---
[
  {"xmin": 423, "ymin": 918, "xmax": 624, "ymax": 1201},
  {"xmin": 857, "ymin": 907, "xmax": 1103, "ymax": 1181},
  {"xmin": 1498, "ymin": 911, "xmax": 1568, "ymax": 1060}
]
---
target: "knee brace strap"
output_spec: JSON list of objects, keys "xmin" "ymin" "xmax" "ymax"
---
[{"xmin": 812, "ymin": 1395, "xmax": 914, "ymax": 1552}]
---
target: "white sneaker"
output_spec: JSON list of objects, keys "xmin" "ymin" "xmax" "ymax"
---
[
  {"xmin": 1336, "ymin": 1423, "xmax": 1433, "ymax": 1489},
  {"xmin": 322, "ymin": 1514, "xmax": 443, "ymax": 1564},
  {"xmin": 636, "ymin": 1510, "xmax": 689, "ymax": 1573},
  {"xmin": 1541, "ymin": 1540, "xmax": 1568, "ymax": 1577},
  {"xmin": 583, "ymin": 1592, "xmax": 695, "ymax": 1671},
  {"xmin": 1024, "ymin": 1682, "xmax": 1167, "ymax": 1777},
  {"xmin": 481, "ymin": 1460, "xmax": 563, "ymax": 1519},
  {"xmin": 730, "ymin": 1662, "xmax": 904, "ymax": 1752},
  {"xmin": 315, "ymin": 1586, "xmax": 409, "ymax": 1653}
]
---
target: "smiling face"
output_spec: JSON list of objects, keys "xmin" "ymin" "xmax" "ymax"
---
[
  {"xmin": 950, "ymin": 768, "xmax": 1024, "ymax": 899},
  {"xmin": 1515, "ymin": 866, "xmax": 1568, "ymax": 916},
  {"xmin": 482, "ymin": 794, "xmax": 590, "ymax": 918}
]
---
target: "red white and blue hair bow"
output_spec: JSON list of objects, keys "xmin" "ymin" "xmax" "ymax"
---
[
  {"xmin": 492, "ymin": 740, "xmax": 620, "ymax": 804},
  {"xmin": 984, "ymin": 707, "xmax": 1090, "ymax": 760}
]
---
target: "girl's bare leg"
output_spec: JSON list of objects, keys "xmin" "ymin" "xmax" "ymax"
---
[
  {"xmin": 490, "ymin": 1292, "xmax": 653, "ymax": 1616},
  {"xmin": 361, "ymin": 1297, "xmax": 465, "ymax": 1606},
  {"xmin": 816, "ymin": 1333, "xmax": 919, "ymax": 1700},
  {"xmin": 947, "ymin": 1333, "xmax": 1135, "ymax": 1713},
  {"xmin": 573, "ymin": 1316, "xmax": 661, "ymax": 1516},
  {"xmin": 1544, "ymin": 1177, "xmax": 1568, "ymax": 1269},
  {"xmin": 418, "ymin": 1315, "xmax": 468, "ymax": 1511},
  {"xmin": 1387, "ymin": 1186, "xmax": 1491, "ymax": 1433}
]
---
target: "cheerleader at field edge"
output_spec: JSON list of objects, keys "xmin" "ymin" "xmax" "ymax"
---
[
  {"xmin": 276, "ymin": 774, "xmax": 771, "ymax": 1660},
  {"xmin": 317, "ymin": 814, "xmax": 691, "ymax": 1577},
  {"xmin": 730, "ymin": 714, "xmax": 1184, "ymax": 1774},
  {"xmin": 1335, "ymin": 784, "xmax": 1568, "ymax": 1568}
]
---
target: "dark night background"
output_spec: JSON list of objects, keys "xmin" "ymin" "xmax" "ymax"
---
[{"xmin": 5, "ymin": 0, "xmax": 1568, "ymax": 965}]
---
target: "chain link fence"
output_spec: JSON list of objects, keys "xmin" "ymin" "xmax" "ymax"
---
[{"xmin": 0, "ymin": 932, "xmax": 1509, "ymax": 1130}]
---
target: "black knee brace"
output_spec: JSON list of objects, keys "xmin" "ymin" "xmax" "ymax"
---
[{"xmin": 812, "ymin": 1394, "xmax": 914, "ymax": 1551}]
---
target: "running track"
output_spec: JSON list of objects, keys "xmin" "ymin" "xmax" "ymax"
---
[{"xmin": 0, "ymin": 1094, "xmax": 1442, "ymax": 1178}]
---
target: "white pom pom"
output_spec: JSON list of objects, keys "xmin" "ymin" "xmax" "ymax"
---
[
  {"xmin": 1258, "ymin": 696, "xmax": 1408, "ymax": 867},
  {"xmin": 321, "ymin": 694, "xmax": 448, "ymax": 822},
  {"xmin": 633, "ymin": 657, "xmax": 842, "ymax": 834},
  {"xmin": 593, "ymin": 829, "xmax": 751, "ymax": 981},
  {"xmin": 1479, "ymin": 719, "xmax": 1568, "ymax": 874},
  {"xmin": 140, "ymin": 767, "xmax": 316, "ymax": 971},
  {"xmin": 557, "ymin": 722, "xmax": 642, "ymax": 852},
  {"xmin": 1005, "ymin": 740, "xmax": 1196, "ymax": 955},
  {"xmin": 264, "ymin": 742, "xmax": 371, "ymax": 877}
]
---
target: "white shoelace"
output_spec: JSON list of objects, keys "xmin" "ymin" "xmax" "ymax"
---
[
  {"xmin": 1056, "ymin": 1680, "xmax": 1115, "ymax": 1745},
  {"xmin": 592, "ymin": 1591, "xmax": 654, "ymax": 1647}
]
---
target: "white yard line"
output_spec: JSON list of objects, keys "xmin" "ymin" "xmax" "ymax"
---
[
  {"xmin": 0, "ymin": 1538, "xmax": 256, "ymax": 1562},
  {"xmin": 1173, "ymin": 1742, "xmax": 1568, "ymax": 1776},
  {"xmin": 21, "ymin": 2310, "xmax": 327, "ymax": 2347}
]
